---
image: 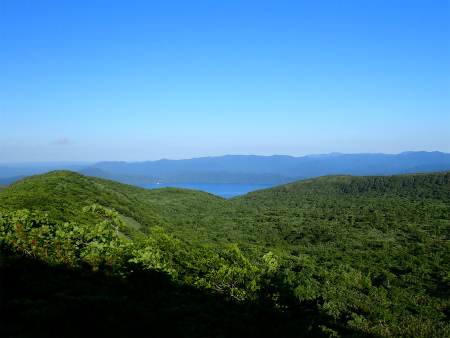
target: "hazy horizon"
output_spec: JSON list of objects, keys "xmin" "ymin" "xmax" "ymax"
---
[
  {"xmin": 1, "ymin": 1, "xmax": 449, "ymax": 162},
  {"xmin": 1, "ymin": 150, "xmax": 448, "ymax": 165}
]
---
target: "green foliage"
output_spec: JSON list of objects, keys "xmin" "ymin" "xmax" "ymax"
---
[
  {"xmin": 0, "ymin": 170, "xmax": 167, "ymax": 240},
  {"xmin": 179, "ymin": 244, "xmax": 260, "ymax": 301},
  {"xmin": 1, "ymin": 170, "xmax": 449, "ymax": 336},
  {"xmin": 0, "ymin": 206, "xmax": 125, "ymax": 272},
  {"xmin": 0, "ymin": 207, "xmax": 337, "ymax": 337}
]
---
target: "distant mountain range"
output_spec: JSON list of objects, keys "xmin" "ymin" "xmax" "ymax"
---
[{"xmin": 1, "ymin": 151, "xmax": 450, "ymax": 185}]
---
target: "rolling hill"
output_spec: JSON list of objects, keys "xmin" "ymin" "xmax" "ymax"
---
[{"xmin": 1, "ymin": 170, "xmax": 449, "ymax": 337}]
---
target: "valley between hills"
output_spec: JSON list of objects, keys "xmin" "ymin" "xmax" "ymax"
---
[{"xmin": 1, "ymin": 170, "xmax": 449, "ymax": 337}]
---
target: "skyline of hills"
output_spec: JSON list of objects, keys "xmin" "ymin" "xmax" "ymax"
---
[{"xmin": 1, "ymin": 151, "xmax": 450, "ymax": 185}]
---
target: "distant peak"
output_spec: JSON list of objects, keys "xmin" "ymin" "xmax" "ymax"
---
[{"xmin": 304, "ymin": 152, "xmax": 344, "ymax": 159}]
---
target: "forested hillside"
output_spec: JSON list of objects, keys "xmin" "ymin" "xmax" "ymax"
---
[{"xmin": 1, "ymin": 171, "xmax": 449, "ymax": 337}]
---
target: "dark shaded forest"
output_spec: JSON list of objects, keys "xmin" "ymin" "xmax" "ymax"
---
[{"xmin": 1, "ymin": 170, "xmax": 449, "ymax": 337}]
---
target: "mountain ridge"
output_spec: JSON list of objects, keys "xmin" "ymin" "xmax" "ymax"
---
[{"xmin": 1, "ymin": 151, "xmax": 450, "ymax": 185}]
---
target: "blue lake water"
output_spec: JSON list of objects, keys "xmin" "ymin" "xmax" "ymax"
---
[{"xmin": 138, "ymin": 183, "xmax": 278, "ymax": 198}]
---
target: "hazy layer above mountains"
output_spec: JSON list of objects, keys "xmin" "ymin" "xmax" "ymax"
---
[{"xmin": 1, "ymin": 151, "xmax": 450, "ymax": 185}]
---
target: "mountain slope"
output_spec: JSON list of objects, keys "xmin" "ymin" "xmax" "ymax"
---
[
  {"xmin": 77, "ymin": 167, "xmax": 160, "ymax": 184},
  {"xmin": 0, "ymin": 170, "xmax": 232, "ymax": 242},
  {"xmin": 0, "ymin": 171, "xmax": 170, "ymax": 240},
  {"xmin": 1, "ymin": 170, "xmax": 449, "ymax": 336},
  {"xmin": 89, "ymin": 151, "xmax": 450, "ymax": 181},
  {"xmin": 1, "ymin": 170, "xmax": 449, "ymax": 247}
]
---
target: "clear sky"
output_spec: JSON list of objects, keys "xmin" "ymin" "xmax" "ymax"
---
[{"xmin": 1, "ymin": 0, "xmax": 449, "ymax": 162}]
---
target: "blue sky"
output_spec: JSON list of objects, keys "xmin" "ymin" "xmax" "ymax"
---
[{"xmin": 1, "ymin": 0, "xmax": 449, "ymax": 162}]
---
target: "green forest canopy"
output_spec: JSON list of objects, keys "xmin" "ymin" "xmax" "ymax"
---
[{"xmin": 1, "ymin": 170, "xmax": 449, "ymax": 337}]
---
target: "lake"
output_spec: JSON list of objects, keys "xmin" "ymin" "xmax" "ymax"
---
[{"xmin": 138, "ymin": 183, "xmax": 278, "ymax": 198}]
